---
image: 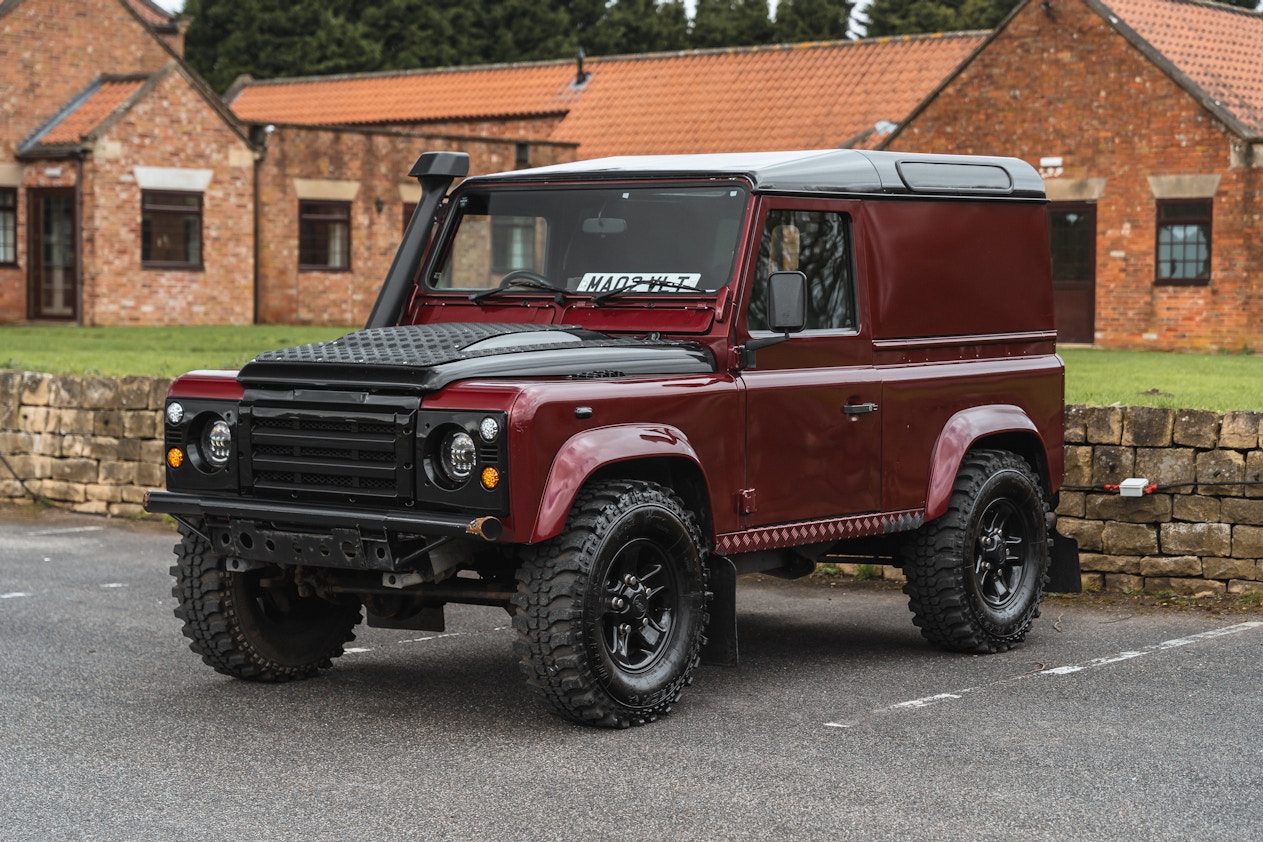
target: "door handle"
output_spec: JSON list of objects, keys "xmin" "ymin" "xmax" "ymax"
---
[{"xmin": 843, "ymin": 402, "xmax": 879, "ymax": 416}]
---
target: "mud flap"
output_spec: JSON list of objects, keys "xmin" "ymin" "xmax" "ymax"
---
[
  {"xmin": 1047, "ymin": 528, "xmax": 1082, "ymax": 593},
  {"xmin": 701, "ymin": 555, "xmax": 738, "ymax": 666}
]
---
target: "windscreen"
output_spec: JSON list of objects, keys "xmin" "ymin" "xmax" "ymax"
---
[{"xmin": 430, "ymin": 184, "xmax": 749, "ymax": 295}]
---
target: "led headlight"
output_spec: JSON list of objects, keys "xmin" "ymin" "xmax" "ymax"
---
[
  {"xmin": 202, "ymin": 419, "xmax": 233, "ymax": 467},
  {"xmin": 478, "ymin": 416, "xmax": 501, "ymax": 442},
  {"xmin": 166, "ymin": 402, "xmax": 184, "ymax": 425},
  {"xmin": 439, "ymin": 430, "xmax": 477, "ymax": 484}
]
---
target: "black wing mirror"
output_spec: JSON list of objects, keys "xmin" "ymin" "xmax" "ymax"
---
[
  {"xmin": 741, "ymin": 270, "xmax": 808, "ymax": 369},
  {"xmin": 766, "ymin": 270, "xmax": 807, "ymax": 333}
]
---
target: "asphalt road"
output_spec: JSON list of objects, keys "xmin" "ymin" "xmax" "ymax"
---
[{"xmin": 1, "ymin": 507, "xmax": 1261, "ymax": 841}]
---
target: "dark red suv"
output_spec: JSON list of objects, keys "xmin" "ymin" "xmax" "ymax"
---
[{"xmin": 147, "ymin": 149, "xmax": 1078, "ymax": 727}]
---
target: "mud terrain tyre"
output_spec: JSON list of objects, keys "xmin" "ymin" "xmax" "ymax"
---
[
  {"xmin": 171, "ymin": 525, "xmax": 361, "ymax": 681},
  {"xmin": 512, "ymin": 480, "xmax": 709, "ymax": 727},
  {"xmin": 901, "ymin": 449, "xmax": 1050, "ymax": 653}
]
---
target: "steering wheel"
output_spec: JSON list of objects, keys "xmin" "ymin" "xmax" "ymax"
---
[{"xmin": 498, "ymin": 269, "xmax": 556, "ymax": 290}]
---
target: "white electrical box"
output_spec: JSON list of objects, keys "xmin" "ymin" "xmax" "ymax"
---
[{"xmin": 1120, "ymin": 477, "xmax": 1149, "ymax": 497}]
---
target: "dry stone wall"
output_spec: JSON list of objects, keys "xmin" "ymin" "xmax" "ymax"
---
[
  {"xmin": 1059, "ymin": 405, "xmax": 1263, "ymax": 596},
  {"xmin": 2, "ymin": 372, "xmax": 1262, "ymax": 596},
  {"xmin": 0, "ymin": 371, "xmax": 170, "ymax": 517}
]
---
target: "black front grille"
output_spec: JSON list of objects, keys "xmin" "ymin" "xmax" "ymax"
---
[{"xmin": 241, "ymin": 399, "xmax": 416, "ymax": 503}]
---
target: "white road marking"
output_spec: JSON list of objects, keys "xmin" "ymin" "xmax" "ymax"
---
[
  {"xmin": 29, "ymin": 526, "xmax": 105, "ymax": 537},
  {"xmin": 825, "ymin": 621, "xmax": 1263, "ymax": 729},
  {"xmin": 888, "ymin": 692, "xmax": 964, "ymax": 711},
  {"xmin": 1041, "ymin": 651, "xmax": 1144, "ymax": 675},
  {"xmin": 99, "ymin": 583, "xmax": 127, "ymax": 589},
  {"xmin": 1041, "ymin": 621, "xmax": 1263, "ymax": 676},
  {"xmin": 1, "ymin": 592, "xmax": 32, "ymax": 599}
]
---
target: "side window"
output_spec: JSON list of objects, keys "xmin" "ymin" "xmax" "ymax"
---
[
  {"xmin": 142, "ymin": 190, "xmax": 202, "ymax": 268},
  {"xmin": 1155, "ymin": 199, "xmax": 1211, "ymax": 285},
  {"xmin": 299, "ymin": 200, "xmax": 350, "ymax": 271},
  {"xmin": 748, "ymin": 209, "xmax": 855, "ymax": 332}
]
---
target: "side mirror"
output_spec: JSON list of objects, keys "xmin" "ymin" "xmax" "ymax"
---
[
  {"xmin": 740, "ymin": 271, "xmax": 809, "ymax": 369},
  {"xmin": 766, "ymin": 270, "xmax": 807, "ymax": 333}
]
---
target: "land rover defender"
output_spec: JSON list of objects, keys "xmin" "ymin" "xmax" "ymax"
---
[{"xmin": 146, "ymin": 149, "xmax": 1078, "ymax": 727}]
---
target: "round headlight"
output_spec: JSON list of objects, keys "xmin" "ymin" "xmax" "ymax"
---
[
  {"xmin": 439, "ymin": 430, "xmax": 477, "ymax": 483},
  {"xmin": 478, "ymin": 416, "xmax": 501, "ymax": 442},
  {"xmin": 202, "ymin": 419, "xmax": 233, "ymax": 467},
  {"xmin": 166, "ymin": 402, "xmax": 184, "ymax": 425}
]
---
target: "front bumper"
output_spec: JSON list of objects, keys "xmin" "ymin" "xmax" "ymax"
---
[{"xmin": 145, "ymin": 490, "xmax": 502, "ymax": 572}]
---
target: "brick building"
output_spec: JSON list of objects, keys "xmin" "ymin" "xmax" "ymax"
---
[
  {"xmin": 228, "ymin": 35, "xmax": 986, "ymax": 325},
  {"xmin": 251, "ymin": 126, "xmax": 576, "ymax": 325},
  {"xmin": 0, "ymin": 0, "xmax": 256, "ymax": 325},
  {"xmin": 888, "ymin": 0, "xmax": 1263, "ymax": 352}
]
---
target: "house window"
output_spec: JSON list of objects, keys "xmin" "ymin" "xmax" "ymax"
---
[
  {"xmin": 142, "ymin": 191, "xmax": 202, "ymax": 268},
  {"xmin": 1155, "ymin": 199, "xmax": 1211, "ymax": 285},
  {"xmin": 299, "ymin": 201, "xmax": 350, "ymax": 271},
  {"xmin": 1049, "ymin": 207, "xmax": 1094, "ymax": 283},
  {"xmin": 490, "ymin": 216, "xmax": 538, "ymax": 275},
  {"xmin": 0, "ymin": 188, "xmax": 15, "ymax": 265}
]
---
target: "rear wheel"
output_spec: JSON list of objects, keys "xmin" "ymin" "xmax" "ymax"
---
[
  {"xmin": 512, "ymin": 480, "xmax": 708, "ymax": 727},
  {"xmin": 901, "ymin": 450, "xmax": 1049, "ymax": 653},
  {"xmin": 171, "ymin": 525, "xmax": 361, "ymax": 681}
]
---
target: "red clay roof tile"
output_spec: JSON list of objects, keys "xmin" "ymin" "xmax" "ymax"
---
[
  {"xmin": 230, "ymin": 34, "xmax": 987, "ymax": 157},
  {"xmin": 1103, "ymin": 0, "xmax": 1263, "ymax": 136},
  {"xmin": 35, "ymin": 77, "xmax": 147, "ymax": 147}
]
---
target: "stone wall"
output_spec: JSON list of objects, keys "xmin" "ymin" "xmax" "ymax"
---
[
  {"xmin": 3, "ymin": 376, "xmax": 1262, "ymax": 597},
  {"xmin": 1058, "ymin": 405, "xmax": 1263, "ymax": 596},
  {"xmin": 0, "ymin": 371, "xmax": 169, "ymax": 517}
]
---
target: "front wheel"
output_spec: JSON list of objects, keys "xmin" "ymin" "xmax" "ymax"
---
[
  {"xmin": 171, "ymin": 526, "xmax": 361, "ymax": 681},
  {"xmin": 512, "ymin": 480, "xmax": 709, "ymax": 727},
  {"xmin": 901, "ymin": 450, "xmax": 1050, "ymax": 653}
]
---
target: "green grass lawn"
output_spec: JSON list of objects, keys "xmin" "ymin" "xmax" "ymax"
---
[
  {"xmin": 0, "ymin": 325, "xmax": 352, "ymax": 379},
  {"xmin": 1, "ymin": 325, "xmax": 1259, "ymax": 411},
  {"xmin": 1060, "ymin": 347, "xmax": 1262, "ymax": 412}
]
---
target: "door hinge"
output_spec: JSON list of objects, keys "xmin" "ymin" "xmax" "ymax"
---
[{"xmin": 738, "ymin": 489, "xmax": 757, "ymax": 514}]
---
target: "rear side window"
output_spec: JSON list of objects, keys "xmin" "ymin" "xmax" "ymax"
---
[{"xmin": 749, "ymin": 210, "xmax": 856, "ymax": 331}]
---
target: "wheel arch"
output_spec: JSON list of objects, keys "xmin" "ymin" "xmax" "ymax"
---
[
  {"xmin": 925, "ymin": 405, "xmax": 1051, "ymax": 522},
  {"xmin": 529, "ymin": 424, "xmax": 714, "ymax": 544}
]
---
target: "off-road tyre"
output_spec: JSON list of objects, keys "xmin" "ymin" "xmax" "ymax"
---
[
  {"xmin": 512, "ymin": 480, "xmax": 709, "ymax": 728},
  {"xmin": 900, "ymin": 449, "xmax": 1050, "ymax": 654},
  {"xmin": 171, "ymin": 525, "xmax": 361, "ymax": 681}
]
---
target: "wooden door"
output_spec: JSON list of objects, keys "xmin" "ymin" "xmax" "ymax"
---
[{"xmin": 29, "ymin": 188, "xmax": 77, "ymax": 320}]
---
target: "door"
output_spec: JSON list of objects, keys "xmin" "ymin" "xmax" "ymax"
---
[
  {"xmin": 740, "ymin": 200, "xmax": 881, "ymax": 527},
  {"xmin": 1049, "ymin": 202, "xmax": 1096, "ymax": 344},
  {"xmin": 29, "ymin": 189, "xmax": 77, "ymax": 320}
]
